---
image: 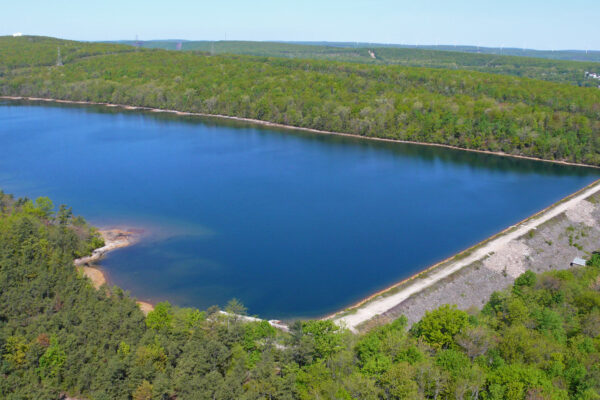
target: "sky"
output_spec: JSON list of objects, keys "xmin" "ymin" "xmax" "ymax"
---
[{"xmin": 1, "ymin": 0, "xmax": 598, "ymax": 50}]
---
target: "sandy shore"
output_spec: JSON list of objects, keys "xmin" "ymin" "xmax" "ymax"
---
[
  {"xmin": 137, "ymin": 301, "xmax": 154, "ymax": 316},
  {"xmin": 74, "ymin": 229, "xmax": 139, "ymax": 267},
  {"xmin": 77, "ymin": 266, "xmax": 106, "ymax": 288},
  {"xmin": 331, "ymin": 178, "xmax": 600, "ymax": 331},
  {"xmin": 2, "ymin": 96, "xmax": 599, "ymax": 170},
  {"xmin": 74, "ymin": 229, "xmax": 154, "ymax": 314}
]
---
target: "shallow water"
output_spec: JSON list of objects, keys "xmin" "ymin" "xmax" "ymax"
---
[{"xmin": 1, "ymin": 100, "xmax": 598, "ymax": 319}]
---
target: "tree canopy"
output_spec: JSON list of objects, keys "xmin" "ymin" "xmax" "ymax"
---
[{"xmin": 1, "ymin": 191, "xmax": 600, "ymax": 398}]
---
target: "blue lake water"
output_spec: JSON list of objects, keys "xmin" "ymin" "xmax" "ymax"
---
[{"xmin": 1, "ymin": 101, "xmax": 598, "ymax": 319}]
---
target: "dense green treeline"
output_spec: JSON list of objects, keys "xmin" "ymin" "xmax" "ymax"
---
[
  {"xmin": 4, "ymin": 36, "xmax": 598, "ymax": 88},
  {"xmin": 114, "ymin": 40, "xmax": 600, "ymax": 63},
  {"xmin": 118, "ymin": 40, "xmax": 600, "ymax": 87},
  {"xmin": 371, "ymin": 48, "xmax": 600, "ymax": 87},
  {"xmin": 2, "ymin": 38, "xmax": 600, "ymax": 165},
  {"xmin": 2, "ymin": 193, "xmax": 600, "ymax": 399},
  {"xmin": 390, "ymin": 45, "xmax": 600, "ymax": 64},
  {"xmin": 282, "ymin": 42, "xmax": 600, "ymax": 64}
]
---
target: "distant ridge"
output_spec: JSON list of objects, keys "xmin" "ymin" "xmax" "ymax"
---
[
  {"xmin": 100, "ymin": 38, "xmax": 600, "ymax": 88},
  {"xmin": 284, "ymin": 41, "xmax": 600, "ymax": 63},
  {"xmin": 3, "ymin": 35, "xmax": 600, "ymax": 166},
  {"xmin": 109, "ymin": 39, "xmax": 600, "ymax": 63}
]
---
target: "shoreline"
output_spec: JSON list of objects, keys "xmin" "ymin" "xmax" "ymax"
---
[
  {"xmin": 330, "ymin": 177, "xmax": 600, "ymax": 331},
  {"xmin": 74, "ymin": 229, "xmax": 154, "ymax": 314},
  {"xmin": 2, "ymin": 95, "xmax": 599, "ymax": 170},
  {"xmin": 11, "ymin": 95, "xmax": 600, "ymax": 329},
  {"xmin": 77, "ymin": 180, "xmax": 600, "ymax": 329},
  {"xmin": 74, "ymin": 229, "xmax": 140, "ymax": 267},
  {"xmin": 76, "ymin": 230, "xmax": 288, "ymax": 327}
]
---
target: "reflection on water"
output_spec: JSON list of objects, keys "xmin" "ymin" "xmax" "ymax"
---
[{"xmin": 1, "ymin": 100, "xmax": 598, "ymax": 319}]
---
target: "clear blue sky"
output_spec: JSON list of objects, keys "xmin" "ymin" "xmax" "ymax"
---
[{"xmin": 1, "ymin": 0, "xmax": 598, "ymax": 50}]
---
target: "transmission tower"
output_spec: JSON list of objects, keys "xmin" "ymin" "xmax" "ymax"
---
[
  {"xmin": 56, "ymin": 47, "xmax": 63, "ymax": 66},
  {"xmin": 134, "ymin": 34, "xmax": 143, "ymax": 51}
]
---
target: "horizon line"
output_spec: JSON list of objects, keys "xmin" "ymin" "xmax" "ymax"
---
[{"xmin": 5, "ymin": 34, "xmax": 600, "ymax": 53}]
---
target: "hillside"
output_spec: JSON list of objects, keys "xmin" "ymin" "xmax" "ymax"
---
[
  {"xmin": 2, "ymin": 36, "xmax": 600, "ymax": 166},
  {"xmin": 0, "ymin": 36, "xmax": 134, "ymax": 70},
  {"xmin": 295, "ymin": 42, "xmax": 600, "ymax": 63},
  {"xmin": 114, "ymin": 40, "xmax": 600, "ymax": 87},
  {"xmin": 1, "ymin": 191, "xmax": 600, "ymax": 398}
]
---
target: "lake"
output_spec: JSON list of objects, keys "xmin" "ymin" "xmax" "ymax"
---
[{"xmin": 1, "ymin": 100, "xmax": 598, "ymax": 319}]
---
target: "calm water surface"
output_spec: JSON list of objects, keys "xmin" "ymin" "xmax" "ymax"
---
[{"xmin": 1, "ymin": 101, "xmax": 598, "ymax": 319}]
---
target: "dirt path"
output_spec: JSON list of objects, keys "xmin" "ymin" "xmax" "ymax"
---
[{"xmin": 333, "ymin": 179, "xmax": 600, "ymax": 332}]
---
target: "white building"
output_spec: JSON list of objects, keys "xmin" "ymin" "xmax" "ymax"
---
[
  {"xmin": 12, "ymin": 32, "xmax": 23, "ymax": 37},
  {"xmin": 585, "ymin": 71, "xmax": 600, "ymax": 80},
  {"xmin": 571, "ymin": 257, "xmax": 586, "ymax": 267}
]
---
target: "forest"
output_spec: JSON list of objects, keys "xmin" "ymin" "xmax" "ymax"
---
[
  {"xmin": 119, "ymin": 39, "xmax": 600, "ymax": 87},
  {"xmin": 1, "ymin": 36, "xmax": 600, "ymax": 166},
  {"xmin": 0, "ymin": 36, "xmax": 133, "ymax": 70},
  {"xmin": 272, "ymin": 42, "xmax": 600, "ymax": 63},
  {"xmin": 1, "ymin": 192, "xmax": 600, "ymax": 399},
  {"xmin": 120, "ymin": 40, "xmax": 600, "ymax": 63}
]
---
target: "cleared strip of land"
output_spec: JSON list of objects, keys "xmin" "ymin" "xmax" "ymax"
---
[{"xmin": 332, "ymin": 178, "xmax": 600, "ymax": 332}]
